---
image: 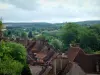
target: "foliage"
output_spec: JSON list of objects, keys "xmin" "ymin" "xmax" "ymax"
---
[
  {"xmin": 3, "ymin": 21, "xmax": 100, "ymax": 54},
  {"xmin": 0, "ymin": 20, "xmax": 4, "ymax": 30},
  {"xmin": 83, "ymin": 47, "xmax": 94, "ymax": 54},
  {"xmin": 79, "ymin": 29, "xmax": 98, "ymax": 50},
  {"xmin": 94, "ymin": 51, "xmax": 100, "ymax": 54},
  {"xmin": 60, "ymin": 23, "xmax": 80, "ymax": 48},
  {"xmin": 89, "ymin": 24, "xmax": 100, "ymax": 35},
  {"xmin": 60, "ymin": 23, "xmax": 100, "ymax": 53},
  {"xmin": 0, "ymin": 41, "xmax": 27, "ymax": 75},
  {"xmin": 21, "ymin": 31, "xmax": 28, "ymax": 39},
  {"xmin": 28, "ymin": 31, "xmax": 33, "ymax": 38},
  {"xmin": 0, "ymin": 58, "xmax": 23, "ymax": 75},
  {"xmin": 35, "ymin": 34, "xmax": 46, "ymax": 40},
  {"xmin": 0, "ymin": 20, "xmax": 4, "ymax": 38},
  {"xmin": 50, "ymin": 39, "xmax": 64, "ymax": 51}
]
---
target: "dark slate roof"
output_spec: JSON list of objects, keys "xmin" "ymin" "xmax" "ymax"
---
[{"xmin": 67, "ymin": 47, "xmax": 85, "ymax": 62}]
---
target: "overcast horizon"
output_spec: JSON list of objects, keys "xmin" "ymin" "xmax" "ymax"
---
[{"xmin": 0, "ymin": 0, "xmax": 100, "ymax": 23}]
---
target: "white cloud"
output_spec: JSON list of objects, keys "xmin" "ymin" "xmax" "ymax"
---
[
  {"xmin": 0, "ymin": 2, "xmax": 13, "ymax": 10},
  {"xmin": 0, "ymin": 0, "xmax": 39, "ymax": 10},
  {"xmin": 0, "ymin": 0, "xmax": 100, "ymax": 23}
]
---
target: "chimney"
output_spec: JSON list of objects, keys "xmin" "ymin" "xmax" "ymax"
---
[{"xmin": 70, "ymin": 43, "xmax": 80, "ymax": 47}]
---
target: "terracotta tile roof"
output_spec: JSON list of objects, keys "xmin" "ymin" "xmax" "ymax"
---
[
  {"xmin": 27, "ymin": 40, "xmax": 56, "ymax": 66},
  {"xmin": 36, "ymin": 52, "xmax": 47, "ymax": 59}
]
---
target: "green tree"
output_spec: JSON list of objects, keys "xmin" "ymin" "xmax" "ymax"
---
[
  {"xmin": 35, "ymin": 34, "xmax": 46, "ymax": 40},
  {"xmin": 89, "ymin": 24, "xmax": 100, "ymax": 50},
  {"xmin": 0, "ymin": 41, "xmax": 27, "ymax": 75},
  {"xmin": 50, "ymin": 39, "xmax": 64, "ymax": 52},
  {"xmin": 0, "ymin": 20, "xmax": 4, "ymax": 38},
  {"xmin": 60, "ymin": 23, "xmax": 80, "ymax": 48},
  {"xmin": 28, "ymin": 31, "xmax": 33, "ymax": 38},
  {"xmin": 79, "ymin": 29, "xmax": 98, "ymax": 51},
  {"xmin": 21, "ymin": 32, "xmax": 28, "ymax": 39},
  {"xmin": 32, "ymin": 27, "xmax": 36, "ymax": 31},
  {"xmin": 0, "ymin": 58, "xmax": 23, "ymax": 75},
  {"xmin": 90, "ymin": 24, "xmax": 100, "ymax": 35}
]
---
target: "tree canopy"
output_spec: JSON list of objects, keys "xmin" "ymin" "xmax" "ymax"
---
[
  {"xmin": 60, "ymin": 23, "xmax": 100, "ymax": 53},
  {"xmin": 0, "ymin": 20, "xmax": 4, "ymax": 38},
  {"xmin": 0, "ymin": 41, "xmax": 27, "ymax": 75}
]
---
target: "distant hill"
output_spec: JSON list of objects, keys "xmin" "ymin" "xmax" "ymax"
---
[
  {"xmin": 3, "ymin": 20, "xmax": 100, "ymax": 28},
  {"xmin": 54, "ymin": 20, "xmax": 100, "ymax": 26},
  {"xmin": 3, "ymin": 22, "xmax": 57, "ymax": 29},
  {"xmin": 4, "ymin": 22, "xmax": 52, "ymax": 26},
  {"xmin": 74, "ymin": 20, "xmax": 100, "ymax": 25}
]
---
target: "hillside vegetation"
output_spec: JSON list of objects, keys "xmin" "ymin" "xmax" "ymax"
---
[{"xmin": 3, "ymin": 20, "xmax": 100, "ymax": 54}]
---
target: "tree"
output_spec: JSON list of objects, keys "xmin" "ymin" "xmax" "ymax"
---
[
  {"xmin": 0, "ymin": 58, "xmax": 23, "ymax": 75},
  {"xmin": 79, "ymin": 29, "xmax": 99, "ymax": 51},
  {"xmin": 60, "ymin": 23, "xmax": 80, "ymax": 48},
  {"xmin": 3, "ymin": 30, "xmax": 8, "ymax": 37},
  {"xmin": 50, "ymin": 39, "xmax": 64, "ymax": 52},
  {"xmin": 0, "ymin": 41, "xmax": 27, "ymax": 75},
  {"xmin": 35, "ymin": 34, "xmax": 46, "ymax": 40},
  {"xmin": 58, "ymin": 22, "xmax": 100, "ymax": 53},
  {"xmin": 32, "ymin": 27, "xmax": 36, "ymax": 31},
  {"xmin": 21, "ymin": 32, "xmax": 28, "ymax": 39},
  {"xmin": 28, "ymin": 31, "xmax": 33, "ymax": 38},
  {"xmin": 89, "ymin": 24, "xmax": 100, "ymax": 50},
  {"xmin": 89, "ymin": 24, "xmax": 100, "ymax": 35},
  {"xmin": 0, "ymin": 20, "xmax": 4, "ymax": 38}
]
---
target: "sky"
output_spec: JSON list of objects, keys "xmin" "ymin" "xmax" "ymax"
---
[{"xmin": 0, "ymin": 0, "xmax": 100, "ymax": 23}]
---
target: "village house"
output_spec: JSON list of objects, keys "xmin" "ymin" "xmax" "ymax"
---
[
  {"xmin": 26, "ymin": 40, "xmax": 100, "ymax": 75},
  {"xmin": 66, "ymin": 46, "xmax": 100, "ymax": 75},
  {"xmin": 1, "ymin": 35, "xmax": 100, "ymax": 75},
  {"xmin": 27, "ymin": 40, "xmax": 72, "ymax": 75}
]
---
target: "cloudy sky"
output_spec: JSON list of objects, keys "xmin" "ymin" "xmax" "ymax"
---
[{"xmin": 0, "ymin": 0, "xmax": 100, "ymax": 23}]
